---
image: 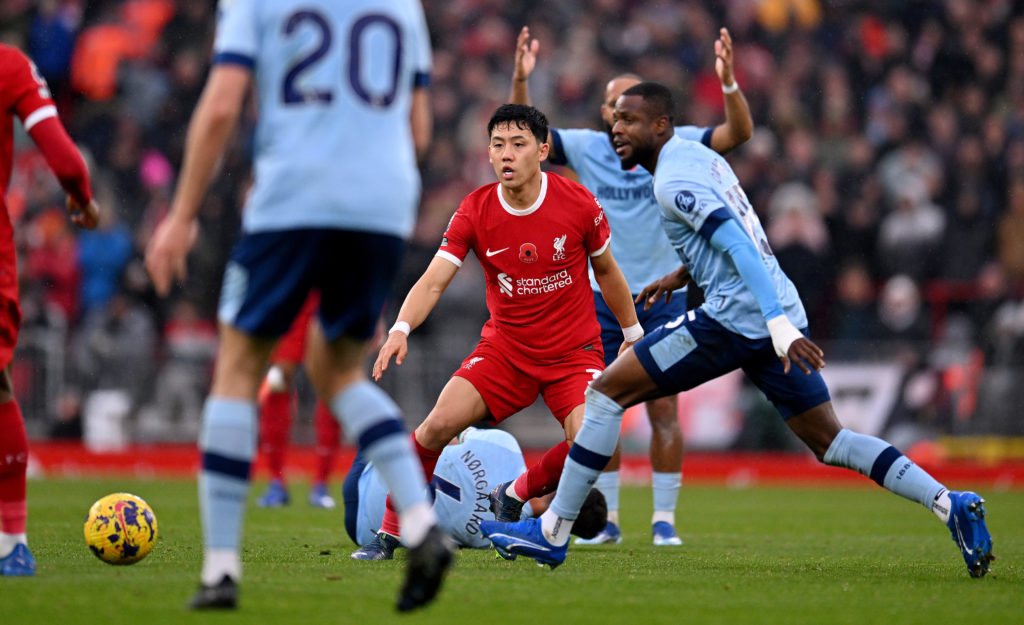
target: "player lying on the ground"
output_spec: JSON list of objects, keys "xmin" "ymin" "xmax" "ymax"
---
[
  {"xmin": 482, "ymin": 82, "xmax": 995, "ymax": 579},
  {"xmin": 343, "ymin": 427, "xmax": 606, "ymax": 550}
]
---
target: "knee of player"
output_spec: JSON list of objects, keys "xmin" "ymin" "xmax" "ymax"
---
[{"xmin": 415, "ymin": 413, "xmax": 465, "ymax": 449}]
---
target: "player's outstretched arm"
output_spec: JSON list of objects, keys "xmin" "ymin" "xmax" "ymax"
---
[
  {"xmin": 372, "ymin": 256, "xmax": 459, "ymax": 380},
  {"xmin": 635, "ymin": 265, "xmax": 692, "ymax": 311},
  {"xmin": 509, "ymin": 26, "xmax": 539, "ymax": 105},
  {"xmin": 591, "ymin": 249, "xmax": 642, "ymax": 354},
  {"xmin": 145, "ymin": 64, "xmax": 250, "ymax": 296},
  {"xmin": 708, "ymin": 27, "xmax": 753, "ymax": 155}
]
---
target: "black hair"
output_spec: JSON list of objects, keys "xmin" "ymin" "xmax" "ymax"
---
[
  {"xmin": 487, "ymin": 103, "xmax": 549, "ymax": 144},
  {"xmin": 621, "ymin": 81, "xmax": 675, "ymax": 125},
  {"xmin": 570, "ymin": 489, "xmax": 608, "ymax": 539}
]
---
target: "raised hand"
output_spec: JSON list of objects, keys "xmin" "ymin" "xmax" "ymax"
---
[
  {"xmin": 513, "ymin": 26, "xmax": 539, "ymax": 82},
  {"xmin": 714, "ymin": 27, "xmax": 736, "ymax": 87}
]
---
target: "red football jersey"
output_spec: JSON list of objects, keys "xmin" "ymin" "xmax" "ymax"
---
[
  {"xmin": 0, "ymin": 44, "xmax": 59, "ymax": 213},
  {"xmin": 438, "ymin": 172, "xmax": 611, "ymax": 363}
]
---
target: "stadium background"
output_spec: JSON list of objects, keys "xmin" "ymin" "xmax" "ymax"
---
[{"xmin": 2, "ymin": 0, "xmax": 1024, "ymax": 478}]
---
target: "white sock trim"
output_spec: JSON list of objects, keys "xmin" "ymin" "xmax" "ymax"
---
[
  {"xmin": 932, "ymin": 489, "xmax": 951, "ymax": 524},
  {"xmin": 540, "ymin": 509, "xmax": 571, "ymax": 546},
  {"xmin": 201, "ymin": 548, "xmax": 241, "ymax": 585},
  {"xmin": 0, "ymin": 533, "xmax": 27, "ymax": 558},
  {"xmin": 399, "ymin": 502, "xmax": 437, "ymax": 548},
  {"xmin": 651, "ymin": 510, "xmax": 675, "ymax": 526}
]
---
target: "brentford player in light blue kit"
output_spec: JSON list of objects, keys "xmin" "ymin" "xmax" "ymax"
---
[
  {"xmin": 483, "ymin": 82, "xmax": 995, "ymax": 579},
  {"xmin": 145, "ymin": 0, "xmax": 453, "ymax": 611},
  {"xmin": 343, "ymin": 428, "xmax": 607, "ymax": 550},
  {"xmin": 508, "ymin": 26, "xmax": 753, "ymax": 546}
]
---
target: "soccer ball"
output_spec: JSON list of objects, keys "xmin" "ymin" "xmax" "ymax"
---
[{"xmin": 84, "ymin": 493, "xmax": 158, "ymax": 565}]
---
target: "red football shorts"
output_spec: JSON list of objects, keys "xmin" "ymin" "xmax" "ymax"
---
[
  {"xmin": 452, "ymin": 334, "xmax": 604, "ymax": 425},
  {"xmin": 0, "ymin": 242, "xmax": 20, "ymax": 370},
  {"xmin": 269, "ymin": 291, "xmax": 319, "ymax": 365}
]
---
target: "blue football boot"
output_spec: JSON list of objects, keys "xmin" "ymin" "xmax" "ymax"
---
[
  {"xmin": 256, "ymin": 479, "xmax": 289, "ymax": 508},
  {"xmin": 481, "ymin": 518, "xmax": 567, "ymax": 569},
  {"xmin": 574, "ymin": 521, "xmax": 622, "ymax": 545},
  {"xmin": 652, "ymin": 521, "xmax": 683, "ymax": 546},
  {"xmin": 488, "ymin": 481, "xmax": 525, "ymax": 561},
  {"xmin": 308, "ymin": 482, "xmax": 336, "ymax": 509},
  {"xmin": 0, "ymin": 543, "xmax": 35, "ymax": 576},
  {"xmin": 946, "ymin": 491, "xmax": 994, "ymax": 578}
]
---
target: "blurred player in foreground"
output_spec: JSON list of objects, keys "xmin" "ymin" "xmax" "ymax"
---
[
  {"xmin": 144, "ymin": 0, "xmax": 453, "ymax": 611},
  {"xmin": 0, "ymin": 44, "xmax": 99, "ymax": 577},
  {"xmin": 353, "ymin": 103, "xmax": 641, "ymax": 561},
  {"xmin": 509, "ymin": 25, "xmax": 753, "ymax": 546},
  {"xmin": 344, "ymin": 427, "xmax": 607, "ymax": 549},
  {"xmin": 483, "ymin": 83, "xmax": 995, "ymax": 579},
  {"xmin": 254, "ymin": 292, "xmax": 341, "ymax": 509}
]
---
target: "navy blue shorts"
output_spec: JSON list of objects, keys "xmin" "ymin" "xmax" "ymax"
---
[
  {"xmin": 594, "ymin": 290, "xmax": 687, "ymax": 367},
  {"xmin": 632, "ymin": 308, "xmax": 830, "ymax": 419},
  {"xmin": 342, "ymin": 452, "xmax": 369, "ymax": 544},
  {"xmin": 218, "ymin": 229, "xmax": 404, "ymax": 341}
]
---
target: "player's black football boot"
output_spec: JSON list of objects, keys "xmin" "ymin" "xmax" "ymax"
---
[
  {"xmin": 396, "ymin": 525, "xmax": 456, "ymax": 612},
  {"xmin": 187, "ymin": 575, "xmax": 238, "ymax": 610}
]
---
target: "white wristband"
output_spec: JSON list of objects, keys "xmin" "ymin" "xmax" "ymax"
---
[
  {"xmin": 721, "ymin": 81, "xmax": 739, "ymax": 94},
  {"xmin": 622, "ymin": 323, "xmax": 644, "ymax": 343},
  {"xmin": 765, "ymin": 315, "xmax": 802, "ymax": 359},
  {"xmin": 389, "ymin": 321, "xmax": 411, "ymax": 336}
]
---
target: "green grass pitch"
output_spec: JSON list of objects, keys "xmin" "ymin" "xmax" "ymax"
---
[{"xmin": 6, "ymin": 478, "xmax": 1021, "ymax": 624}]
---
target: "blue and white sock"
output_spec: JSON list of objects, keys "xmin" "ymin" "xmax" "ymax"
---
[
  {"xmin": 651, "ymin": 471, "xmax": 681, "ymax": 525},
  {"xmin": 594, "ymin": 470, "xmax": 619, "ymax": 525},
  {"xmin": 330, "ymin": 381, "xmax": 434, "ymax": 546},
  {"xmin": 823, "ymin": 429, "xmax": 945, "ymax": 510},
  {"xmin": 544, "ymin": 388, "xmax": 624, "ymax": 545},
  {"xmin": 198, "ymin": 397, "xmax": 256, "ymax": 585}
]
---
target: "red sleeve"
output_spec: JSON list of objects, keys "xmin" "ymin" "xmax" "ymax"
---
[
  {"xmin": 583, "ymin": 192, "xmax": 611, "ymax": 256},
  {"xmin": 436, "ymin": 197, "xmax": 476, "ymax": 266},
  {"xmin": 6, "ymin": 47, "xmax": 91, "ymax": 205},
  {"xmin": 28, "ymin": 118, "xmax": 92, "ymax": 206}
]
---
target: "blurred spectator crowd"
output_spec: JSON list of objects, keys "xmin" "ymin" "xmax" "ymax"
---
[{"xmin": 1, "ymin": 0, "xmax": 1023, "ymax": 442}]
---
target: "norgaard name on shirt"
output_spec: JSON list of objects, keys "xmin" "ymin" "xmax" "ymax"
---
[
  {"xmin": 460, "ymin": 449, "xmax": 490, "ymax": 535},
  {"xmin": 595, "ymin": 184, "xmax": 654, "ymax": 201}
]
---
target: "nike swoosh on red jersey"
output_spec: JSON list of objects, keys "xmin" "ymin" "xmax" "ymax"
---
[{"xmin": 485, "ymin": 247, "xmax": 510, "ymax": 257}]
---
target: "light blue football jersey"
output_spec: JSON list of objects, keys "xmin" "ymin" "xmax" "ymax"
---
[
  {"xmin": 213, "ymin": 0, "xmax": 431, "ymax": 236},
  {"xmin": 550, "ymin": 126, "xmax": 711, "ymax": 293},
  {"xmin": 355, "ymin": 428, "xmax": 527, "ymax": 548},
  {"xmin": 652, "ymin": 136, "xmax": 807, "ymax": 339}
]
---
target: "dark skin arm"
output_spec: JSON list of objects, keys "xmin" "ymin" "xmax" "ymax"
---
[{"xmin": 636, "ymin": 265, "xmax": 825, "ymax": 375}]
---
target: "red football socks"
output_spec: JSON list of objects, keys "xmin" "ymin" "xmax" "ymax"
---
[
  {"xmin": 258, "ymin": 390, "xmax": 292, "ymax": 481},
  {"xmin": 312, "ymin": 401, "xmax": 340, "ymax": 484},
  {"xmin": 0, "ymin": 400, "xmax": 28, "ymax": 534},
  {"xmin": 513, "ymin": 440, "xmax": 570, "ymax": 500}
]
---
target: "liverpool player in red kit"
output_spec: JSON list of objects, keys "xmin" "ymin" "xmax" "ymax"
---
[
  {"xmin": 254, "ymin": 291, "xmax": 342, "ymax": 509},
  {"xmin": 0, "ymin": 44, "xmax": 99, "ymax": 576},
  {"xmin": 352, "ymin": 104, "xmax": 641, "ymax": 560}
]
